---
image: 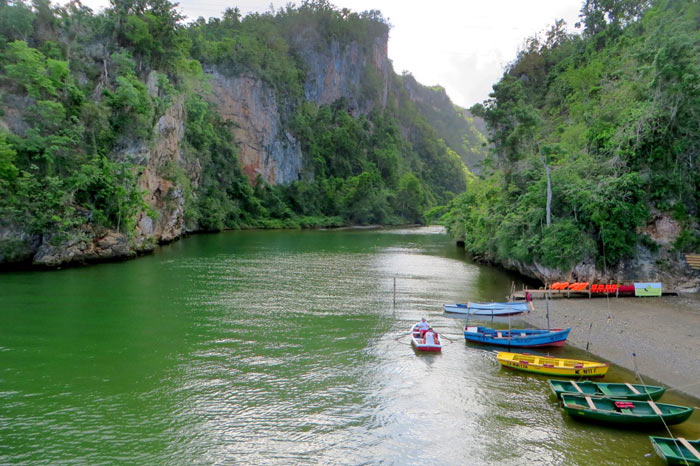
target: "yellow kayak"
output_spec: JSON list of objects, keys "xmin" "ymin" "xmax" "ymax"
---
[{"xmin": 497, "ymin": 352, "xmax": 609, "ymax": 377}]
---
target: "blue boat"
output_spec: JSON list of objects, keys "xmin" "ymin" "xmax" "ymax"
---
[
  {"xmin": 443, "ymin": 301, "xmax": 530, "ymax": 316},
  {"xmin": 464, "ymin": 325, "xmax": 571, "ymax": 347}
]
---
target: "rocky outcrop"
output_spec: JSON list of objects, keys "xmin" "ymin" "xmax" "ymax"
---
[
  {"xmin": 207, "ymin": 70, "xmax": 303, "ymax": 185},
  {"xmin": 0, "ymin": 223, "xmax": 40, "ymax": 266},
  {"xmin": 33, "ymin": 228, "xmax": 133, "ymax": 267},
  {"xmin": 0, "ymin": 84, "xmax": 194, "ymax": 267},
  {"xmin": 133, "ymin": 91, "xmax": 194, "ymax": 245},
  {"xmin": 491, "ymin": 213, "xmax": 700, "ymax": 291}
]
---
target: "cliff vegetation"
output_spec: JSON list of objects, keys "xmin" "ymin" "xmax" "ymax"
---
[{"xmin": 441, "ymin": 0, "xmax": 699, "ymax": 286}]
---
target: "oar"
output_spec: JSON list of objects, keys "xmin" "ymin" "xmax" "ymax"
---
[{"xmin": 394, "ymin": 331, "xmax": 413, "ymax": 340}]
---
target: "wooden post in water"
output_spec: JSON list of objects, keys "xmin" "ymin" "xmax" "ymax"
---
[
  {"xmin": 393, "ymin": 277, "xmax": 396, "ymax": 305},
  {"xmin": 545, "ymin": 284, "xmax": 551, "ymax": 331}
]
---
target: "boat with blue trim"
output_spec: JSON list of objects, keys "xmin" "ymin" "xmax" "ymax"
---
[{"xmin": 464, "ymin": 326, "xmax": 570, "ymax": 348}]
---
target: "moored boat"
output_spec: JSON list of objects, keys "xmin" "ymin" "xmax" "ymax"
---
[
  {"xmin": 561, "ymin": 395, "xmax": 694, "ymax": 426},
  {"xmin": 444, "ymin": 302, "xmax": 528, "ymax": 316},
  {"xmin": 497, "ymin": 352, "xmax": 609, "ymax": 377},
  {"xmin": 464, "ymin": 326, "xmax": 570, "ymax": 348},
  {"xmin": 650, "ymin": 436, "xmax": 700, "ymax": 465},
  {"xmin": 549, "ymin": 379, "xmax": 665, "ymax": 401},
  {"xmin": 410, "ymin": 323, "xmax": 442, "ymax": 352}
]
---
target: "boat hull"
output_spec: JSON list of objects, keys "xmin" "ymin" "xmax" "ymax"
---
[
  {"xmin": 562, "ymin": 395, "xmax": 693, "ymax": 426},
  {"xmin": 549, "ymin": 379, "xmax": 665, "ymax": 401},
  {"xmin": 464, "ymin": 326, "xmax": 570, "ymax": 348},
  {"xmin": 497, "ymin": 352, "xmax": 609, "ymax": 377},
  {"xmin": 650, "ymin": 436, "xmax": 700, "ymax": 465},
  {"xmin": 444, "ymin": 304, "xmax": 525, "ymax": 316},
  {"xmin": 410, "ymin": 324, "xmax": 442, "ymax": 352},
  {"xmin": 411, "ymin": 339, "xmax": 442, "ymax": 352}
]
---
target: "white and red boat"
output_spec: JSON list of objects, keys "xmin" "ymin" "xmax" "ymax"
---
[{"xmin": 410, "ymin": 323, "xmax": 442, "ymax": 352}]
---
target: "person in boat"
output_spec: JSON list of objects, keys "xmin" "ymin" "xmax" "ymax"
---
[
  {"xmin": 425, "ymin": 329, "xmax": 439, "ymax": 345},
  {"xmin": 415, "ymin": 317, "xmax": 431, "ymax": 336}
]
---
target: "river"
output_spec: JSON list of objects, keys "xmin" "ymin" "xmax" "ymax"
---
[{"xmin": 0, "ymin": 226, "xmax": 697, "ymax": 465}]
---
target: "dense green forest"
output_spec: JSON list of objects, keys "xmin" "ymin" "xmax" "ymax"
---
[
  {"xmin": 0, "ymin": 0, "xmax": 474, "ymax": 263},
  {"xmin": 442, "ymin": 0, "xmax": 699, "ymax": 274}
]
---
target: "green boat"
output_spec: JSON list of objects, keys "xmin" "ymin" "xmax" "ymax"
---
[
  {"xmin": 561, "ymin": 394, "xmax": 694, "ymax": 426},
  {"xmin": 650, "ymin": 436, "xmax": 700, "ymax": 465},
  {"xmin": 548, "ymin": 379, "xmax": 665, "ymax": 400}
]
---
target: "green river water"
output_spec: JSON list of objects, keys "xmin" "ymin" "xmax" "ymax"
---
[{"xmin": 1, "ymin": 226, "xmax": 698, "ymax": 465}]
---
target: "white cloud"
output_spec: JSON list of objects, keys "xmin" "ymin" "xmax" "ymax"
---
[{"xmin": 61, "ymin": 0, "xmax": 584, "ymax": 107}]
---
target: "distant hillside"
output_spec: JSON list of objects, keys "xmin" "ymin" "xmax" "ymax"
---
[{"xmin": 400, "ymin": 74, "xmax": 488, "ymax": 173}]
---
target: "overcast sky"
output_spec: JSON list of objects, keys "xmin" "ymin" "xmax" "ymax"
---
[{"xmin": 75, "ymin": 0, "xmax": 584, "ymax": 108}]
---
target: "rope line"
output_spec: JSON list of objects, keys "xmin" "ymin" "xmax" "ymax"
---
[{"xmin": 632, "ymin": 352, "xmax": 691, "ymax": 466}]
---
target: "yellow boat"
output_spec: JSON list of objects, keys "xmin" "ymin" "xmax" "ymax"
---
[{"xmin": 497, "ymin": 352, "xmax": 609, "ymax": 377}]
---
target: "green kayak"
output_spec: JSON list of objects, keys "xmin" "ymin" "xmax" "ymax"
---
[
  {"xmin": 650, "ymin": 436, "xmax": 700, "ymax": 465},
  {"xmin": 561, "ymin": 394, "xmax": 693, "ymax": 426},
  {"xmin": 548, "ymin": 379, "xmax": 665, "ymax": 400}
]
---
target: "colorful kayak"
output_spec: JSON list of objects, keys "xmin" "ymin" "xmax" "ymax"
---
[
  {"xmin": 549, "ymin": 379, "xmax": 665, "ymax": 401},
  {"xmin": 464, "ymin": 326, "xmax": 570, "ymax": 348},
  {"xmin": 410, "ymin": 323, "xmax": 442, "ymax": 352},
  {"xmin": 497, "ymin": 352, "xmax": 609, "ymax": 377},
  {"xmin": 444, "ymin": 302, "xmax": 528, "ymax": 316},
  {"xmin": 650, "ymin": 436, "xmax": 700, "ymax": 465},
  {"xmin": 561, "ymin": 395, "xmax": 694, "ymax": 426}
]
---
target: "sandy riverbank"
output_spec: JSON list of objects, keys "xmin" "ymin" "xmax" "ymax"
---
[{"xmin": 519, "ymin": 294, "xmax": 700, "ymax": 399}]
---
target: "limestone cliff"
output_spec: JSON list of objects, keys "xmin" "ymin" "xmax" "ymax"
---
[
  {"xmin": 205, "ymin": 29, "xmax": 392, "ymax": 185},
  {"xmin": 207, "ymin": 70, "xmax": 302, "ymax": 185},
  {"xmin": 293, "ymin": 30, "xmax": 390, "ymax": 114}
]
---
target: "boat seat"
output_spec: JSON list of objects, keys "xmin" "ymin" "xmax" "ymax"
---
[
  {"xmin": 585, "ymin": 396, "xmax": 597, "ymax": 410},
  {"xmin": 678, "ymin": 438, "xmax": 700, "ymax": 461},
  {"xmin": 624, "ymin": 383, "xmax": 641, "ymax": 395},
  {"xmin": 648, "ymin": 400, "xmax": 663, "ymax": 416},
  {"xmin": 570, "ymin": 381, "xmax": 583, "ymax": 393},
  {"xmin": 599, "ymin": 386, "xmax": 615, "ymax": 396}
]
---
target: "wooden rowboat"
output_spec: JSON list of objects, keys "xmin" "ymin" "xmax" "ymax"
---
[
  {"xmin": 497, "ymin": 352, "xmax": 609, "ymax": 377},
  {"xmin": 548, "ymin": 379, "xmax": 665, "ymax": 400},
  {"xmin": 464, "ymin": 326, "xmax": 570, "ymax": 348},
  {"xmin": 650, "ymin": 436, "xmax": 700, "ymax": 465},
  {"xmin": 561, "ymin": 395, "xmax": 694, "ymax": 426},
  {"xmin": 410, "ymin": 324, "xmax": 442, "ymax": 352}
]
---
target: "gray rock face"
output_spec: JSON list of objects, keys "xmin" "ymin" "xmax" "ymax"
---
[
  {"xmin": 208, "ymin": 70, "xmax": 303, "ymax": 185},
  {"xmin": 133, "ymin": 95, "xmax": 191, "ymax": 245},
  {"xmin": 0, "ymin": 223, "xmax": 40, "ymax": 265},
  {"xmin": 499, "ymin": 245, "xmax": 699, "ymax": 292},
  {"xmin": 294, "ymin": 30, "xmax": 390, "ymax": 115}
]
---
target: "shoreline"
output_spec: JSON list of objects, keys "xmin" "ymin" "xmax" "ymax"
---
[
  {"xmin": 520, "ymin": 294, "xmax": 700, "ymax": 399},
  {"xmin": 0, "ymin": 223, "xmax": 430, "ymax": 273}
]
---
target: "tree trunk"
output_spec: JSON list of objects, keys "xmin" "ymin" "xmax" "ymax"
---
[{"xmin": 538, "ymin": 144, "xmax": 552, "ymax": 227}]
